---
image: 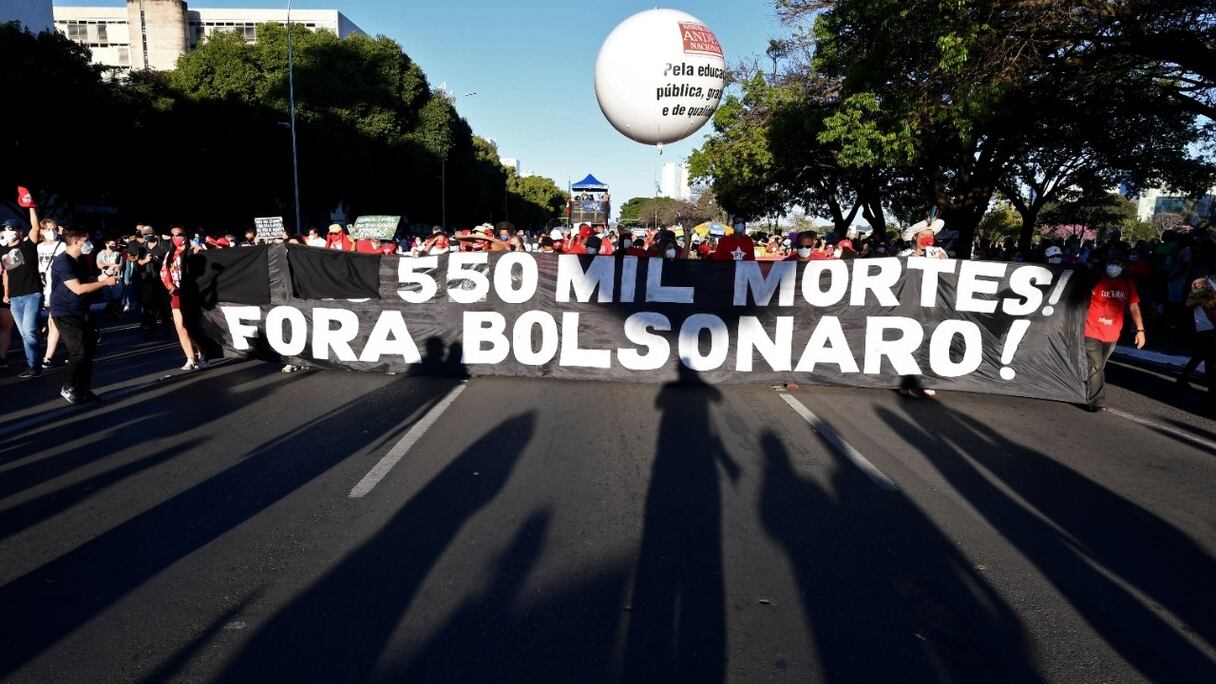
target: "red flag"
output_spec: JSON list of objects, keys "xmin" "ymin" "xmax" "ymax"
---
[{"xmin": 16, "ymin": 186, "xmax": 35, "ymax": 208}]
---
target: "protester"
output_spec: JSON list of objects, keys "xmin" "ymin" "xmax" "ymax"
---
[
  {"xmin": 140, "ymin": 233, "xmax": 173, "ymax": 337},
  {"xmin": 96, "ymin": 238, "xmax": 124, "ymax": 317},
  {"xmin": 785, "ymin": 231, "xmax": 818, "ymax": 262},
  {"xmin": 49, "ymin": 227, "xmax": 118, "ymax": 403},
  {"xmin": 712, "ymin": 224, "xmax": 756, "ymax": 261},
  {"xmin": 161, "ymin": 231, "xmax": 208, "ymax": 371},
  {"xmin": 325, "ymin": 224, "xmax": 354, "ymax": 251},
  {"xmin": 2, "ymin": 207, "xmax": 48, "ymax": 377},
  {"xmin": 1178, "ymin": 264, "xmax": 1215, "ymax": 409},
  {"xmin": 1083, "ymin": 249, "xmax": 1146, "ymax": 412},
  {"xmin": 898, "ymin": 218, "xmax": 948, "ymax": 259},
  {"xmin": 305, "ymin": 227, "xmax": 327, "ymax": 248},
  {"xmin": 37, "ymin": 218, "xmax": 67, "ymax": 366}
]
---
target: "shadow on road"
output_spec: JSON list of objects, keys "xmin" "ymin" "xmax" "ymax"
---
[
  {"xmin": 215, "ymin": 411, "xmax": 535, "ymax": 682},
  {"xmin": 0, "ymin": 374, "xmax": 459, "ymax": 679},
  {"xmin": 882, "ymin": 400, "xmax": 1216, "ymax": 682},
  {"xmin": 758, "ymin": 429, "xmax": 1043, "ymax": 682},
  {"xmin": 622, "ymin": 363, "xmax": 738, "ymax": 683}
]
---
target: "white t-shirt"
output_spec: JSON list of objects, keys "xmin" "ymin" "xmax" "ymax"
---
[
  {"xmin": 305, "ymin": 236, "xmax": 327, "ymax": 248},
  {"xmin": 38, "ymin": 240, "xmax": 67, "ymax": 302}
]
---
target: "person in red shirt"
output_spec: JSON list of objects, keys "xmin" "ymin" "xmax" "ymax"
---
[
  {"xmin": 1084, "ymin": 249, "xmax": 1146, "ymax": 411},
  {"xmin": 784, "ymin": 231, "xmax": 818, "ymax": 262},
  {"xmin": 325, "ymin": 224, "xmax": 353, "ymax": 251},
  {"xmin": 712, "ymin": 225, "xmax": 756, "ymax": 261}
]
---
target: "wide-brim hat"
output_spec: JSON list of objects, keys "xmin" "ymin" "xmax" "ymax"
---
[{"xmin": 902, "ymin": 218, "xmax": 945, "ymax": 242}]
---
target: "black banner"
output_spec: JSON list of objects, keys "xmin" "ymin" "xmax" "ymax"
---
[{"xmin": 198, "ymin": 245, "xmax": 1089, "ymax": 403}]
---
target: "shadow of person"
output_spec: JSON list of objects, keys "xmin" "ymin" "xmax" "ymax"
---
[
  {"xmin": 882, "ymin": 401, "xmax": 1216, "ymax": 682},
  {"xmin": 623, "ymin": 362, "xmax": 738, "ymax": 683},
  {"xmin": 389, "ymin": 509, "xmax": 552, "ymax": 680},
  {"xmin": 757, "ymin": 430, "xmax": 1043, "ymax": 682},
  {"xmin": 217, "ymin": 412, "xmax": 535, "ymax": 682},
  {"xmin": 409, "ymin": 337, "xmax": 469, "ymax": 379}
]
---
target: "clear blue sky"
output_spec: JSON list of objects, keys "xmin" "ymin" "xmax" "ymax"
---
[{"xmin": 58, "ymin": 0, "xmax": 786, "ymax": 213}]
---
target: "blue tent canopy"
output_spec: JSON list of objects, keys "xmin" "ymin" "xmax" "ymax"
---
[{"xmin": 572, "ymin": 174, "xmax": 608, "ymax": 191}]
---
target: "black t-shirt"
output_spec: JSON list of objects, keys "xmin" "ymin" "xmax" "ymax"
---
[{"xmin": 5, "ymin": 239, "xmax": 41, "ymax": 298}]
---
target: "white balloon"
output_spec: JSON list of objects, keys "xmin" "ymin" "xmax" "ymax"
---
[{"xmin": 595, "ymin": 8, "xmax": 726, "ymax": 146}]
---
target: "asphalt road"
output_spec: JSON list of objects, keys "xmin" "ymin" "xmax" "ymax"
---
[{"xmin": 1, "ymin": 321, "xmax": 1214, "ymax": 683}]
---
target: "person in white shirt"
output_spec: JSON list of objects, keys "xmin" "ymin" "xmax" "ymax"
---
[
  {"xmin": 305, "ymin": 227, "xmax": 327, "ymax": 248},
  {"xmin": 37, "ymin": 224, "xmax": 68, "ymax": 365}
]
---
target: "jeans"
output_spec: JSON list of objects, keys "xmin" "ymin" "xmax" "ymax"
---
[
  {"xmin": 1085, "ymin": 337, "xmax": 1118, "ymax": 408},
  {"xmin": 8, "ymin": 293, "xmax": 41, "ymax": 370},
  {"xmin": 53, "ymin": 313, "xmax": 99, "ymax": 393}
]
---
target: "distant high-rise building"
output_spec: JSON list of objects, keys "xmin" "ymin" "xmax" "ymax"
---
[
  {"xmin": 2, "ymin": 0, "xmax": 54, "ymax": 33},
  {"xmin": 53, "ymin": 1, "xmax": 364, "ymax": 72},
  {"xmin": 500, "ymin": 157, "xmax": 521, "ymax": 176},
  {"xmin": 659, "ymin": 162, "xmax": 691, "ymax": 201},
  {"xmin": 1133, "ymin": 186, "xmax": 1216, "ymax": 222}
]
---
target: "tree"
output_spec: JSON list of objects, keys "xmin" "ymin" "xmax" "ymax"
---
[
  {"xmin": 1152, "ymin": 212, "xmax": 1186, "ymax": 237},
  {"xmin": 506, "ymin": 172, "xmax": 568, "ymax": 229},
  {"xmin": 1040, "ymin": 191, "xmax": 1138, "ymax": 242},
  {"xmin": 977, "ymin": 203, "xmax": 1020, "ymax": 244}
]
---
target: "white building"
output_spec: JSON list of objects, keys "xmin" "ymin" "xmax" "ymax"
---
[
  {"xmin": 659, "ymin": 162, "xmax": 691, "ymax": 201},
  {"xmin": 500, "ymin": 157, "xmax": 521, "ymax": 177},
  {"xmin": 1134, "ymin": 186, "xmax": 1216, "ymax": 222},
  {"xmin": 3, "ymin": 0, "xmax": 54, "ymax": 32},
  {"xmin": 53, "ymin": 1, "xmax": 364, "ymax": 72}
]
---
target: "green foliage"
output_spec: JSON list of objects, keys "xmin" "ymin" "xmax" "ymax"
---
[
  {"xmin": 977, "ymin": 203, "xmax": 1020, "ymax": 243},
  {"xmin": 4, "ymin": 21, "xmax": 565, "ymax": 231},
  {"xmin": 1040, "ymin": 192, "xmax": 1138, "ymax": 235}
]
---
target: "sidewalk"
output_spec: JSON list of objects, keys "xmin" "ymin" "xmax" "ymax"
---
[{"xmin": 1113, "ymin": 346, "xmax": 1205, "ymax": 378}]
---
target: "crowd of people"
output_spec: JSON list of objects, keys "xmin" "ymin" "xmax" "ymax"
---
[{"xmin": 2, "ymin": 201, "xmax": 1213, "ymax": 411}]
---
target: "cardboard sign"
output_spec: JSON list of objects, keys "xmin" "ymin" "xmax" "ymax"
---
[
  {"xmin": 254, "ymin": 216, "xmax": 285, "ymax": 241},
  {"xmin": 350, "ymin": 215, "xmax": 401, "ymax": 240}
]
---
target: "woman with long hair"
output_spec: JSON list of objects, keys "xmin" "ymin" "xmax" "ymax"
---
[{"xmin": 161, "ymin": 231, "xmax": 207, "ymax": 371}]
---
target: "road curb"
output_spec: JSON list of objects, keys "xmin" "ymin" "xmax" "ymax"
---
[{"xmin": 1112, "ymin": 346, "xmax": 1205, "ymax": 380}]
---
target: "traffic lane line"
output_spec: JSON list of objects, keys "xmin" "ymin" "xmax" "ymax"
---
[
  {"xmin": 774, "ymin": 387, "xmax": 897, "ymax": 491},
  {"xmin": 349, "ymin": 381, "xmax": 469, "ymax": 498},
  {"xmin": 1106, "ymin": 408, "xmax": 1216, "ymax": 454}
]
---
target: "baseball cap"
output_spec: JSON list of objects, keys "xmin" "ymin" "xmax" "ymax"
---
[
  {"xmin": 328, "ymin": 223, "xmax": 343, "ymax": 234},
  {"xmin": 579, "ymin": 225, "xmax": 594, "ymax": 238},
  {"xmin": 1044, "ymin": 245, "xmax": 1062, "ymax": 258},
  {"xmin": 549, "ymin": 228, "xmax": 563, "ymax": 240}
]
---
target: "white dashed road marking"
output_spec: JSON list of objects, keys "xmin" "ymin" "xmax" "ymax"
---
[
  {"xmin": 349, "ymin": 381, "xmax": 468, "ymax": 498},
  {"xmin": 775, "ymin": 388, "xmax": 897, "ymax": 491}
]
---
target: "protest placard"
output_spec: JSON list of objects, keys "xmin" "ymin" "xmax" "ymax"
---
[
  {"xmin": 254, "ymin": 216, "xmax": 285, "ymax": 241},
  {"xmin": 350, "ymin": 215, "xmax": 401, "ymax": 240}
]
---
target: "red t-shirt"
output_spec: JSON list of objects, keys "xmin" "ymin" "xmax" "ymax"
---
[
  {"xmin": 712, "ymin": 235, "xmax": 756, "ymax": 261},
  {"xmin": 1085, "ymin": 275, "xmax": 1139, "ymax": 342},
  {"xmin": 598, "ymin": 240, "xmax": 615, "ymax": 256}
]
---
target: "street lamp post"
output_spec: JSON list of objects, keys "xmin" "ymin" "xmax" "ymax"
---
[{"xmin": 286, "ymin": 0, "xmax": 302, "ymax": 234}]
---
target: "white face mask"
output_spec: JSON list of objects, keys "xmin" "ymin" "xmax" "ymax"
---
[
  {"xmin": 0, "ymin": 230, "xmax": 15, "ymax": 247},
  {"xmin": 1106, "ymin": 264, "xmax": 1123, "ymax": 278},
  {"xmin": 1047, "ymin": 256, "xmax": 1062, "ymax": 264},
  {"xmin": 664, "ymin": 248, "xmax": 677, "ymax": 259},
  {"xmin": 80, "ymin": 240, "xmax": 94, "ymax": 255},
  {"xmin": 797, "ymin": 247, "xmax": 813, "ymax": 258}
]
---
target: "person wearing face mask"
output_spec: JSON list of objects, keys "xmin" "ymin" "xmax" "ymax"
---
[
  {"xmin": 161, "ymin": 232, "xmax": 208, "ymax": 371},
  {"xmin": 49, "ymin": 227, "xmax": 118, "ymax": 403},
  {"xmin": 785, "ymin": 232, "xmax": 818, "ymax": 262},
  {"xmin": 712, "ymin": 223, "xmax": 756, "ymax": 261},
  {"xmin": 1044, "ymin": 245, "xmax": 1064, "ymax": 265},
  {"xmin": 1083, "ymin": 249, "xmax": 1146, "ymax": 412},
  {"xmin": 898, "ymin": 218, "xmax": 948, "ymax": 259}
]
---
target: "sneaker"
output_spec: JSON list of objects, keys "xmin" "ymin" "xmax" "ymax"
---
[
  {"xmin": 195, "ymin": 356, "xmax": 209, "ymax": 369},
  {"xmin": 181, "ymin": 360, "xmax": 199, "ymax": 371},
  {"xmin": 18, "ymin": 366, "xmax": 40, "ymax": 379},
  {"xmin": 80, "ymin": 390, "xmax": 102, "ymax": 403},
  {"xmin": 281, "ymin": 364, "xmax": 298, "ymax": 373},
  {"xmin": 60, "ymin": 386, "xmax": 83, "ymax": 405}
]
